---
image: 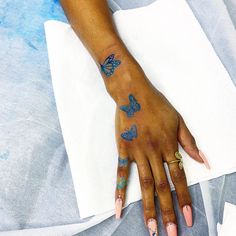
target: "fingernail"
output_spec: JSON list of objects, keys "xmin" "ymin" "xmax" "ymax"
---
[
  {"xmin": 147, "ymin": 218, "xmax": 158, "ymax": 236},
  {"xmin": 199, "ymin": 150, "xmax": 211, "ymax": 169},
  {"xmin": 182, "ymin": 205, "xmax": 193, "ymax": 227},
  {"xmin": 166, "ymin": 223, "xmax": 177, "ymax": 236},
  {"xmin": 115, "ymin": 197, "xmax": 122, "ymax": 219}
]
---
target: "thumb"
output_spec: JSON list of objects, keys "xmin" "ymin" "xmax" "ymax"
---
[{"xmin": 177, "ymin": 114, "xmax": 210, "ymax": 169}]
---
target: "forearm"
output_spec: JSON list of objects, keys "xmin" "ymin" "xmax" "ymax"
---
[
  {"xmin": 60, "ymin": 0, "xmax": 123, "ymax": 60},
  {"xmin": 60, "ymin": 0, "xmax": 147, "ymax": 101}
]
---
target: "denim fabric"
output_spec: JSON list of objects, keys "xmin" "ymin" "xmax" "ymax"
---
[
  {"xmin": 0, "ymin": 0, "xmax": 235, "ymax": 235},
  {"xmin": 0, "ymin": 0, "xmax": 81, "ymax": 231},
  {"xmin": 76, "ymin": 173, "xmax": 236, "ymax": 236}
]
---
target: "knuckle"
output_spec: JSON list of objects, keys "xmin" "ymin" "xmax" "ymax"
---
[
  {"xmin": 177, "ymin": 193, "xmax": 191, "ymax": 207},
  {"xmin": 155, "ymin": 180, "xmax": 169, "ymax": 192},
  {"xmin": 143, "ymin": 205, "xmax": 156, "ymax": 222},
  {"xmin": 162, "ymin": 208, "xmax": 176, "ymax": 224},
  {"xmin": 146, "ymin": 139, "xmax": 159, "ymax": 150},
  {"xmin": 115, "ymin": 190, "xmax": 125, "ymax": 199},
  {"xmin": 172, "ymin": 169, "xmax": 186, "ymax": 184},
  {"xmin": 117, "ymin": 167, "xmax": 128, "ymax": 176},
  {"xmin": 162, "ymin": 208, "xmax": 174, "ymax": 216},
  {"xmin": 119, "ymin": 140, "xmax": 129, "ymax": 150},
  {"xmin": 140, "ymin": 176, "xmax": 154, "ymax": 189},
  {"xmin": 145, "ymin": 132, "xmax": 159, "ymax": 149},
  {"xmin": 144, "ymin": 205, "xmax": 156, "ymax": 215}
]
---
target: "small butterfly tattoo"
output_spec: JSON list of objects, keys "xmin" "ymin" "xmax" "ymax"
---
[
  {"xmin": 120, "ymin": 94, "xmax": 141, "ymax": 117},
  {"xmin": 121, "ymin": 124, "xmax": 137, "ymax": 141},
  {"xmin": 118, "ymin": 157, "xmax": 129, "ymax": 167},
  {"xmin": 117, "ymin": 177, "xmax": 127, "ymax": 190},
  {"xmin": 100, "ymin": 54, "xmax": 121, "ymax": 77}
]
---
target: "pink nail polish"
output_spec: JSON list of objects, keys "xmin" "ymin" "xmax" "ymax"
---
[
  {"xmin": 147, "ymin": 218, "xmax": 157, "ymax": 236},
  {"xmin": 115, "ymin": 198, "xmax": 122, "ymax": 219},
  {"xmin": 166, "ymin": 223, "xmax": 177, "ymax": 236},
  {"xmin": 199, "ymin": 150, "xmax": 211, "ymax": 169},
  {"xmin": 182, "ymin": 205, "xmax": 193, "ymax": 227}
]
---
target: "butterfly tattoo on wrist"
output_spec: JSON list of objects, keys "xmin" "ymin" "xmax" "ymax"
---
[{"xmin": 100, "ymin": 54, "xmax": 121, "ymax": 77}]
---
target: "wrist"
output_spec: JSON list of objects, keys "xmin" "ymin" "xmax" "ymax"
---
[
  {"xmin": 106, "ymin": 69, "xmax": 147, "ymax": 103},
  {"xmin": 105, "ymin": 60, "xmax": 148, "ymax": 103},
  {"xmin": 97, "ymin": 45, "xmax": 148, "ymax": 103}
]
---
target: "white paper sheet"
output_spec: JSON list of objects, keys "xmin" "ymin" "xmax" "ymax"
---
[{"xmin": 45, "ymin": 0, "xmax": 236, "ymax": 218}]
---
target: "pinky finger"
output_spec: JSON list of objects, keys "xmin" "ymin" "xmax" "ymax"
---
[{"xmin": 115, "ymin": 155, "xmax": 130, "ymax": 219}]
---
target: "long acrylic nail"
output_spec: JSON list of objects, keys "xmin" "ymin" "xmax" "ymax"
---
[
  {"xmin": 199, "ymin": 150, "xmax": 211, "ymax": 169},
  {"xmin": 182, "ymin": 205, "xmax": 193, "ymax": 227},
  {"xmin": 166, "ymin": 223, "xmax": 177, "ymax": 236},
  {"xmin": 115, "ymin": 197, "xmax": 122, "ymax": 219},
  {"xmin": 147, "ymin": 218, "xmax": 157, "ymax": 236}
]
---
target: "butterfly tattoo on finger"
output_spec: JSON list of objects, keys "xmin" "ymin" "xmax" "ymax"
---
[
  {"xmin": 117, "ymin": 176, "xmax": 127, "ymax": 190},
  {"xmin": 120, "ymin": 94, "xmax": 141, "ymax": 117},
  {"xmin": 118, "ymin": 157, "xmax": 129, "ymax": 167},
  {"xmin": 100, "ymin": 54, "xmax": 121, "ymax": 77}
]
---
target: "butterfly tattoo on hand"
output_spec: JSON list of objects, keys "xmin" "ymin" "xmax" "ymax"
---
[
  {"xmin": 100, "ymin": 54, "xmax": 121, "ymax": 77},
  {"xmin": 121, "ymin": 124, "xmax": 137, "ymax": 141},
  {"xmin": 120, "ymin": 94, "xmax": 141, "ymax": 117}
]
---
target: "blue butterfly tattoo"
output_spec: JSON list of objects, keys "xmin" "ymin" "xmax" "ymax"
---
[
  {"xmin": 120, "ymin": 94, "xmax": 141, "ymax": 117},
  {"xmin": 121, "ymin": 124, "xmax": 137, "ymax": 141},
  {"xmin": 100, "ymin": 54, "xmax": 121, "ymax": 77},
  {"xmin": 117, "ymin": 177, "xmax": 127, "ymax": 190},
  {"xmin": 118, "ymin": 157, "xmax": 128, "ymax": 167}
]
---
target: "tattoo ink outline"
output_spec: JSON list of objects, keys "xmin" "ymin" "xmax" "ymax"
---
[{"xmin": 100, "ymin": 54, "xmax": 121, "ymax": 77}]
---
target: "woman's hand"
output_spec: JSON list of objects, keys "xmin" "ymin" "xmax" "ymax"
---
[
  {"xmin": 101, "ymin": 51, "xmax": 209, "ymax": 236},
  {"xmin": 60, "ymin": 1, "xmax": 210, "ymax": 234}
]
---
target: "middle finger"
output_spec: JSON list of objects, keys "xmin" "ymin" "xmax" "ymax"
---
[
  {"xmin": 135, "ymin": 151, "xmax": 158, "ymax": 236},
  {"xmin": 148, "ymin": 151, "xmax": 178, "ymax": 236},
  {"xmin": 163, "ymin": 144, "xmax": 193, "ymax": 227}
]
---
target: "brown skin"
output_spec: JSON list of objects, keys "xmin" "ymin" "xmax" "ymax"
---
[{"xmin": 60, "ymin": 0, "xmax": 204, "ymax": 233}]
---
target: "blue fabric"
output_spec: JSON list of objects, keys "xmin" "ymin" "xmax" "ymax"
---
[{"xmin": 0, "ymin": 0, "xmax": 81, "ymax": 231}]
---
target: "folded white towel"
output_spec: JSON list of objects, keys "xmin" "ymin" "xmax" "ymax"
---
[{"xmin": 45, "ymin": 0, "xmax": 236, "ymax": 218}]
